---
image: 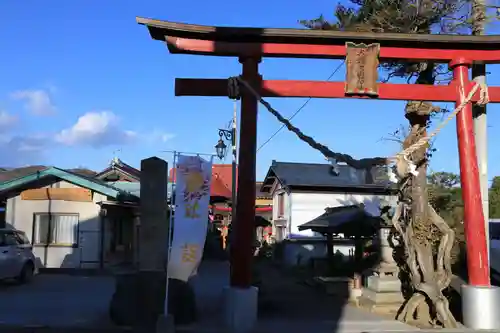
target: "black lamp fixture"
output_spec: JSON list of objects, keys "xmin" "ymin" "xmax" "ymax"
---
[
  {"xmin": 215, "ymin": 129, "xmax": 232, "ymax": 160},
  {"xmin": 215, "ymin": 138, "xmax": 228, "ymax": 160}
]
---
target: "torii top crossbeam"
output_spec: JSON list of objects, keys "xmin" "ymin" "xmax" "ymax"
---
[
  {"xmin": 137, "ymin": 17, "xmax": 500, "ymax": 102},
  {"xmin": 137, "ymin": 17, "xmax": 493, "ymax": 290},
  {"xmin": 137, "ymin": 17, "xmax": 500, "ymax": 62}
]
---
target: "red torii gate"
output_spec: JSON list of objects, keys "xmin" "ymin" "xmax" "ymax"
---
[{"xmin": 137, "ymin": 17, "xmax": 499, "ymax": 328}]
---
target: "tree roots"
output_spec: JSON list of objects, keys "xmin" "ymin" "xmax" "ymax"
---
[{"xmin": 392, "ymin": 195, "xmax": 458, "ymax": 328}]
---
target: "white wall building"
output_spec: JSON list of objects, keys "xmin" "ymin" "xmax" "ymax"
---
[{"xmin": 260, "ymin": 161, "xmax": 397, "ymax": 265}]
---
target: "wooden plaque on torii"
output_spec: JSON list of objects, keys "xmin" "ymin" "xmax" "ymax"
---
[{"xmin": 345, "ymin": 42, "xmax": 380, "ymax": 96}]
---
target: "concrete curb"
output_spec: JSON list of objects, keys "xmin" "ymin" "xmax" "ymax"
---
[{"xmin": 0, "ymin": 326, "xmax": 134, "ymax": 333}]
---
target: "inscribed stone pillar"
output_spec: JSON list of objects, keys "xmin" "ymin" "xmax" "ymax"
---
[{"xmin": 137, "ymin": 156, "xmax": 169, "ymax": 328}]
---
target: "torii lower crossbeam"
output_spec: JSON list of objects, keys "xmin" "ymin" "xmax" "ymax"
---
[{"xmin": 175, "ymin": 78, "xmax": 500, "ymax": 102}]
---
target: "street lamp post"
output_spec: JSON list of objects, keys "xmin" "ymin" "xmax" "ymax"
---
[{"xmin": 215, "ymin": 126, "xmax": 237, "ymax": 223}]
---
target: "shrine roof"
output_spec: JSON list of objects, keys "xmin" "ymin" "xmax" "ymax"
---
[
  {"xmin": 136, "ymin": 17, "xmax": 500, "ymax": 50},
  {"xmin": 297, "ymin": 205, "xmax": 380, "ymax": 236}
]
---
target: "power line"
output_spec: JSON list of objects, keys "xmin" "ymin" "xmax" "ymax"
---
[{"xmin": 256, "ymin": 61, "xmax": 346, "ymax": 153}]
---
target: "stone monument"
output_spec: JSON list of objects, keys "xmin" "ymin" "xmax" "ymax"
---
[
  {"xmin": 109, "ymin": 157, "xmax": 176, "ymax": 332},
  {"xmin": 359, "ymin": 206, "xmax": 405, "ymax": 315}
]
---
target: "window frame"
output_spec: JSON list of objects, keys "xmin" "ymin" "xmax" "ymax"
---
[
  {"xmin": 0, "ymin": 231, "xmax": 19, "ymax": 247},
  {"xmin": 13, "ymin": 231, "xmax": 30, "ymax": 245},
  {"xmin": 277, "ymin": 192, "xmax": 285, "ymax": 218},
  {"xmin": 32, "ymin": 212, "xmax": 80, "ymax": 248}
]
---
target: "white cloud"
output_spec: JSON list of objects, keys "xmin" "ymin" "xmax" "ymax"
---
[
  {"xmin": 0, "ymin": 110, "xmax": 46, "ymax": 166},
  {"xmin": 0, "ymin": 92, "xmax": 172, "ymax": 166},
  {"xmin": 11, "ymin": 89, "xmax": 56, "ymax": 115},
  {"xmin": 55, "ymin": 111, "xmax": 136, "ymax": 147},
  {"xmin": 0, "ymin": 135, "xmax": 48, "ymax": 167},
  {"xmin": 0, "ymin": 111, "xmax": 18, "ymax": 130},
  {"xmin": 148, "ymin": 130, "xmax": 175, "ymax": 143},
  {"xmin": 45, "ymin": 83, "xmax": 58, "ymax": 94},
  {"xmin": 159, "ymin": 133, "xmax": 175, "ymax": 143}
]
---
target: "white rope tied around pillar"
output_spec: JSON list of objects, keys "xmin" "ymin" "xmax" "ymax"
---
[{"xmin": 391, "ymin": 78, "xmax": 489, "ymax": 177}]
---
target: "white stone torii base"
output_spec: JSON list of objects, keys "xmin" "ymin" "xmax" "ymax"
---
[{"xmin": 223, "ymin": 286, "xmax": 258, "ymax": 333}]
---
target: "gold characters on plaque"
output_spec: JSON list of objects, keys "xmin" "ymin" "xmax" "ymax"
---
[{"xmin": 345, "ymin": 42, "xmax": 380, "ymax": 96}]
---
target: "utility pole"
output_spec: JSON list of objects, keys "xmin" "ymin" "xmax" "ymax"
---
[
  {"xmin": 231, "ymin": 101, "xmax": 238, "ymax": 220},
  {"xmin": 215, "ymin": 103, "xmax": 238, "ymax": 252},
  {"xmin": 471, "ymin": 0, "xmax": 489, "ymax": 263}
]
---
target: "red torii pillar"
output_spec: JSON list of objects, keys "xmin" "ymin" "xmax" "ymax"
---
[
  {"xmin": 452, "ymin": 58, "xmax": 489, "ymax": 286},
  {"xmin": 137, "ymin": 17, "xmax": 500, "ymax": 331},
  {"xmin": 230, "ymin": 57, "xmax": 261, "ymax": 288}
]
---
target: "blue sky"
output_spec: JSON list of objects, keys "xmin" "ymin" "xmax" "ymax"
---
[{"xmin": 1, "ymin": 0, "xmax": 500, "ymax": 181}]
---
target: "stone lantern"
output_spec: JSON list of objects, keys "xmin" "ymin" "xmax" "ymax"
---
[{"xmin": 359, "ymin": 205, "xmax": 404, "ymax": 314}]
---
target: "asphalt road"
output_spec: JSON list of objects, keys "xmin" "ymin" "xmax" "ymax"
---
[
  {"xmin": 0, "ymin": 275, "xmax": 115, "ymax": 327},
  {"xmin": 0, "ymin": 264, "xmax": 227, "ymax": 329}
]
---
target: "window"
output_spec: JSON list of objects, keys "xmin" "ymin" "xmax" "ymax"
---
[
  {"xmin": 33, "ymin": 213, "xmax": 79, "ymax": 246},
  {"xmin": 0, "ymin": 232, "xmax": 20, "ymax": 246},
  {"xmin": 5, "ymin": 233, "xmax": 19, "ymax": 246},
  {"xmin": 13, "ymin": 231, "xmax": 30, "ymax": 245},
  {"xmin": 277, "ymin": 193, "xmax": 285, "ymax": 218}
]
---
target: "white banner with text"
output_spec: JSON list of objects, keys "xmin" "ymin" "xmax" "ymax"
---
[{"xmin": 168, "ymin": 154, "xmax": 212, "ymax": 281}]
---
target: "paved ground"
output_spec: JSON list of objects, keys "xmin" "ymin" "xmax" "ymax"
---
[
  {"xmin": 0, "ymin": 262, "xmax": 419, "ymax": 332},
  {"xmin": 0, "ymin": 275, "xmax": 114, "ymax": 327},
  {"xmin": 185, "ymin": 260, "xmax": 418, "ymax": 333},
  {"xmin": 256, "ymin": 261, "xmax": 418, "ymax": 333},
  {"xmin": 187, "ymin": 260, "xmax": 229, "ymax": 327}
]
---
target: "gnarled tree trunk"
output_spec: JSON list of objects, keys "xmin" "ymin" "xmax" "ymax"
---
[{"xmin": 393, "ymin": 65, "xmax": 458, "ymax": 328}]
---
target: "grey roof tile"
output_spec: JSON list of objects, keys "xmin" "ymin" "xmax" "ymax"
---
[{"xmin": 265, "ymin": 161, "xmax": 394, "ymax": 190}]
